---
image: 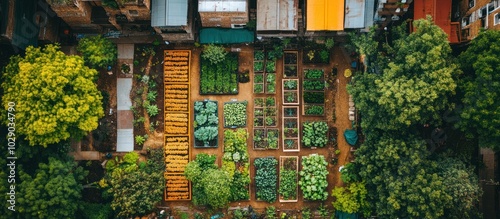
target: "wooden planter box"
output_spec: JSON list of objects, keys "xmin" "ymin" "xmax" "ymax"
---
[
  {"xmin": 194, "ymin": 100, "xmax": 219, "ymax": 148},
  {"xmin": 302, "ymin": 69, "xmax": 325, "ymax": 116},
  {"xmin": 253, "ymin": 73, "xmax": 264, "ymax": 94},
  {"xmin": 282, "ymin": 79, "xmax": 299, "ymax": 105},
  {"xmin": 282, "ymin": 106, "xmax": 300, "ymax": 152},
  {"xmin": 254, "ymin": 97, "xmax": 265, "ymax": 127},
  {"xmin": 254, "ymin": 156, "xmax": 278, "ymax": 202},
  {"xmin": 223, "ymin": 128, "xmax": 251, "ymax": 201},
  {"xmin": 265, "ymin": 73, "xmax": 276, "ymax": 94},
  {"xmin": 253, "ymin": 128, "xmax": 266, "ymax": 150},
  {"xmin": 279, "ymin": 156, "xmax": 299, "ymax": 202},
  {"xmin": 223, "ymin": 101, "xmax": 248, "ymax": 128},
  {"xmin": 164, "ymin": 173, "xmax": 191, "ymax": 201},
  {"xmin": 283, "ymin": 51, "xmax": 298, "ymax": 78},
  {"xmin": 301, "ymin": 121, "xmax": 329, "ymax": 149}
]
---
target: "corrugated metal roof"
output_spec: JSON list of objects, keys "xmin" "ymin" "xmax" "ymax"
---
[
  {"xmin": 344, "ymin": 0, "xmax": 365, "ymax": 28},
  {"xmin": 198, "ymin": 0, "xmax": 247, "ymax": 12},
  {"xmin": 257, "ymin": 0, "xmax": 297, "ymax": 31},
  {"xmin": 151, "ymin": 0, "xmax": 188, "ymax": 27},
  {"xmin": 363, "ymin": 0, "xmax": 375, "ymax": 31},
  {"xmin": 306, "ymin": 0, "xmax": 344, "ymax": 31}
]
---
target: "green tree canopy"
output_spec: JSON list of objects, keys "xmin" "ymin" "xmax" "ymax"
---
[
  {"xmin": 348, "ymin": 18, "xmax": 459, "ymax": 130},
  {"xmin": 17, "ymin": 157, "xmax": 86, "ymax": 218},
  {"xmin": 100, "ymin": 151, "xmax": 164, "ymax": 218},
  {"xmin": 1, "ymin": 44, "xmax": 104, "ymax": 146},
  {"xmin": 77, "ymin": 35, "xmax": 117, "ymax": 69},
  {"xmin": 436, "ymin": 156, "xmax": 482, "ymax": 219},
  {"xmin": 331, "ymin": 182, "xmax": 370, "ymax": 217},
  {"xmin": 457, "ymin": 30, "xmax": 500, "ymax": 150},
  {"xmin": 185, "ymin": 153, "xmax": 231, "ymax": 209}
]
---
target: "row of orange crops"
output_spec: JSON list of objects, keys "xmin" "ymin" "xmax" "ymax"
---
[
  {"xmin": 164, "ymin": 50, "xmax": 191, "ymax": 201},
  {"xmin": 164, "ymin": 174, "xmax": 190, "ymax": 200},
  {"xmin": 165, "ymin": 50, "xmax": 190, "ymax": 83}
]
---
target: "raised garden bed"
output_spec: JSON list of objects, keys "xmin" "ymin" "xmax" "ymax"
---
[
  {"xmin": 283, "ymin": 51, "xmax": 298, "ymax": 78},
  {"xmin": 193, "ymin": 100, "xmax": 219, "ymax": 148},
  {"xmin": 265, "ymin": 73, "xmax": 276, "ymax": 94},
  {"xmin": 303, "ymin": 49, "xmax": 330, "ymax": 64},
  {"xmin": 282, "ymin": 106, "xmax": 300, "ymax": 152},
  {"xmin": 223, "ymin": 101, "xmax": 247, "ymax": 128},
  {"xmin": 266, "ymin": 60, "xmax": 276, "ymax": 73},
  {"xmin": 302, "ymin": 69, "xmax": 325, "ymax": 116},
  {"xmin": 301, "ymin": 121, "xmax": 328, "ymax": 148},
  {"xmin": 299, "ymin": 154, "xmax": 329, "ymax": 201},
  {"xmin": 253, "ymin": 73, "xmax": 264, "ymax": 94},
  {"xmin": 223, "ymin": 128, "xmax": 251, "ymax": 201},
  {"xmin": 164, "ymin": 174, "xmax": 191, "ymax": 201},
  {"xmin": 164, "ymin": 50, "xmax": 190, "ymax": 83},
  {"xmin": 279, "ymin": 156, "xmax": 299, "ymax": 202},
  {"xmin": 282, "ymin": 79, "xmax": 299, "ymax": 105},
  {"xmin": 200, "ymin": 53, "xmax": 239, "ymax": 95},
  {"xmin": 254, "ymin": 98, "xmax": 264, "ymax": 127},
  {"xmin": 254, "ymin": 157, "xmax": 278, "ymax": 203},
  {"xmin": 253, "ymin": 128, "xmax": 279, "ymax": 150},
  {"xmin": 165, "ymin": 84, "xmax": 189, "ymax": 112}
]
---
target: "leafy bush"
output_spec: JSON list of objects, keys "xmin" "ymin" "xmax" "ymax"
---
[
  {"xmin": 299, "ymin": 154, "xmax": 329, "ymax": 201},
  {"xmin": 331, "ymin": 182, "xmax": 370, "ymax": 217},
  {"xmin": 305, "ymin": 105, "xmax": 324, "ymax": 115},
  {"xmin": 146, "ymin": 104, "xmax": 159, "ymax": 117},
  {"xmin": 201, "ymin": 53, "xmax": 238, "ymax": 94},
  {"xmin": 284, "ymin": 80, "xmax": 297, "ymax": 90},
  {"xmin": 325, "ymin": 38, "xmax": 335, "ymax": 50},
  {"xmin": 266, "ymin": 130, "xmax": 279, "ymax": 149},
  {"xmin": 305, "ymin": 69, "xmax": 324, "ymax": 79},
  {"xmin": 254, "ymin": 61, "xmax": 264, "ymax": 72},
  {"xmin": 223, "ymin": 102, "xmax": 247, "ymax": 127},
  {"xmin": 303, "ymin": 92, "xmax": 325, "ymax": 104},
  {"xmin": 266, "ymin": 60, "xmax": 276, "ymax": 72},
  {"xmin": 77, "ymin": 35, "xmax": 117, "ymax": 68},
  {"xmin": 254, "ymin": 157, "xmax": 278, "ymax": 202},
  {"xmin": 254, "ymin": 51, "xmax": 265, "ymax": 61},
  {"xmin": 201, "ymin": 44, "xmax": 227, "ymax": 64},
  {"xmin": 194, "ymin": 101, "xmax": 219, "ymax": 147},
  {"xmin": 223, "ymin": 129, "xmax": 250, "ymax": 201},
  {"xmin": 320, "ymin": 50, "xmax": 329, "ymax": 63},
  {"xmin": 279, "ymin": 169, "xmax": 297, "ymax": 200},
  {"xmin": 135, "ymin": 135, "xmax": 146, "ymax": 145},
  {"xmin": 147, "ymin": 91, "xmax": 157, "ymax": 102},
  {"xmin": 302, "ymin": 121, "xmax": 328, "ymax": 147}
]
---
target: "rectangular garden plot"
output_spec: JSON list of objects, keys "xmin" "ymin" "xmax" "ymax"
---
[
  {"xmin": 164, "ymin": 174, "xmax": 191, "ymax": 201},
  {"xmin": 282, "ymin": 106, "xmax": 300, "ymax": 152},
  {"xmin": 283, "ymin": 51, "xmax": 298, "ymax": 78},
  {"xmin": 200, "ymin": 52, "xmax": 238, "ymax": 95},
  {"xmin": 165, "ymin": 113, "xmax": 189, "ymax": 135},
  {"xmin": 223, "ymin": 101, "xmax": 248, "ymax": 128},
  {"xmin": 254, "ymin": 157, "xmax": 278, "ymax": 203},
  {"xmin": 302, "ymin": 69, "xmax": 325, "ymax": 116},
  {"xmin": 193, "ymin": 100, "xmax": 219, "ymax": 148},
  {"xmin": 223, "ymin": 129, "xmax": 251, "ymax": 201},
  {"xmin": 301, "ymin": 121, "xmax": 328, "ymax": 149},
  {"xmin": 279, "ymin": 156, "xmax": 299, "ymax": 202},
  {"xmin": 164, "ymin": 50, "xmax": 190, "ymax": 83},
  {"xmin": 282, "ymin": 79, "xmax": 299, "ymax": 105},
  {"xmin": 165, "ymin": 84, "xmax": 189, "ymax": 112},
  {"xmin": 253, "ymin": 128, "xmax": 280, "ymax": 150},
  {"xmin": 253, "ymin": 73, "xmax": 264, "ymax": 94}
]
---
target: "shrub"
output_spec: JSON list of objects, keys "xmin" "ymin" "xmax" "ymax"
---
[
  {"xmin": 135, "ymin": 135, "xmax": 146, "ymax": 145},
  {"xmin": 77, "ymin": 35, "xmax": 117, "ymax": 68},
  {"xmin": 202, "ymin": 44, "xmax": 227, "ymax": 64},
  {"xmin": 146, "ymin": 104, "xmax": 159, "ymax": 117}
]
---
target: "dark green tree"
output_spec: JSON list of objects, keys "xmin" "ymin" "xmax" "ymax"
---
[
  {"xmin": 77, "ymin": 35, "xmax": 117, "ymax": 69},
  {"xmin": 17, "ymin": 157, "xmax": 86, "ymax": 218},
  {"xmin": 457, "ymin": 30, "xmax": 500, "ymax": 150},
  {"xmin": 355, "ymin": 133, "xmax": 451, "ymax": 219},
  {"xmin": 437, "ymin": 156, "xmax": 482, "ymax": 219},
  {"xmin": 348, "ymin": 18, "xmax": 459, "ymax": 130},
  {"xmin": 100, "ymin": 151, "xmax": 164, "ymax": 218},
  {"xmin": 1, "ymin": 44, "xmax": 104, "ymax": 146},
  {"xmin": 184, "ymin": 153, "xmax": 231, "ymax": 209}
]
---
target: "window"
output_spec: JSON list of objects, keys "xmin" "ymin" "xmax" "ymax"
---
[
  {"xmin": 495, "ymin": 13, "xmax": 500, "ymax": 25},
  {"xmin": 480, "ymin": 7, "xmax": 486, "ymax": 18},
  {"xmin": 129, "ymin": 10, "xmax": 138, "ymax": 16},
  {"xmin": 469, "ymin": 0, "xmax": 475, "ymax": 9},
  {"xmin": 462, "ymin": 16, "xmax": 470, "ymax": 27}
]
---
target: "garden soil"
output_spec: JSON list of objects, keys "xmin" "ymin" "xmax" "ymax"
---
[{"xmin": 161, "ymin": 44, "xmax": 355, "ymax": 217}]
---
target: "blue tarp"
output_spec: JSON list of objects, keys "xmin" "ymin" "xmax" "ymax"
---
[
  {"xmin": 344, "ymin": 129, "xmax": 358, "ymax": 146},
  {"xmin": 336, "ymin": 211, "xmax": 359, "ymax": 219},
  {"xmin": 200, "ymin": 28, "xmax": 254, "ymax": 44}
]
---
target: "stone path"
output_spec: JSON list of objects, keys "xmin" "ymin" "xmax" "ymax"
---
[{"xmin": 116, "ymin": 44, "xmax": 134, "ymax": 152}]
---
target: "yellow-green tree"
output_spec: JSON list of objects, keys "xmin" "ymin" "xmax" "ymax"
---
[
  {"xmin": 77, "ymin": 35, "xmax": 117, "ymax": 69},
  {"xmin": 1, "ymin": 44, "xmax": 104, "ymax": 146}
]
